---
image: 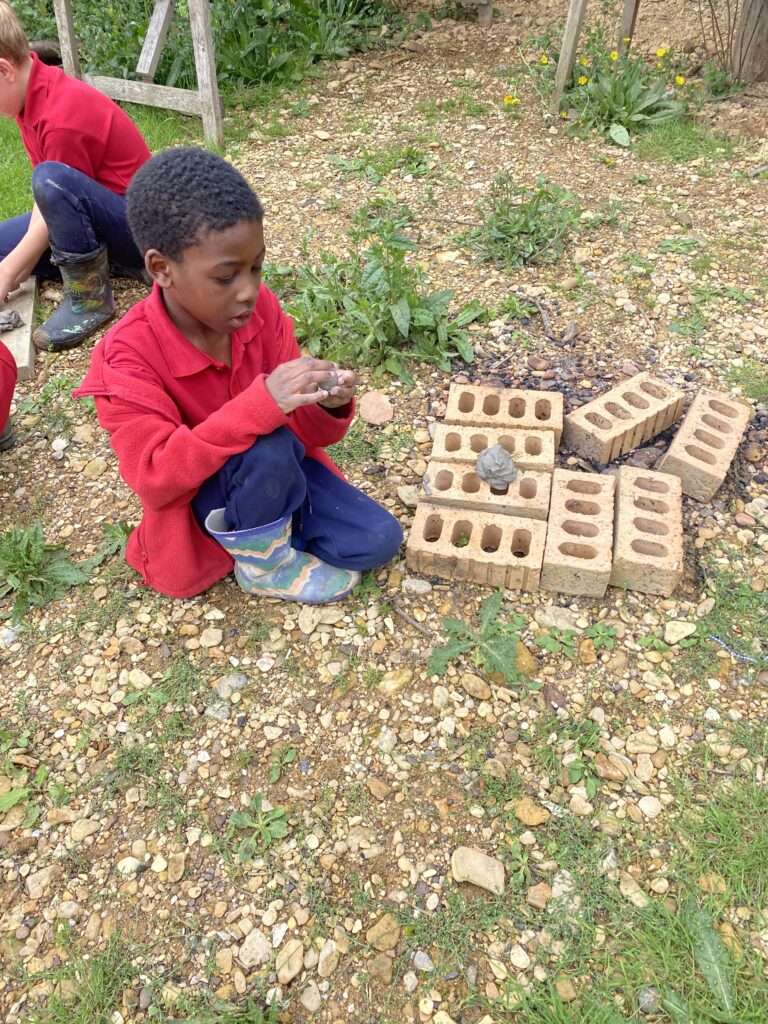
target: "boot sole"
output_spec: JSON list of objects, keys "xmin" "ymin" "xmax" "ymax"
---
[
  {"xmin": 235, "ymin": 567, "xmax": 361, "ymax": 604},
  {"xmin": 33, "ymin": 313, "xmax": 115, "ymax": 352}
]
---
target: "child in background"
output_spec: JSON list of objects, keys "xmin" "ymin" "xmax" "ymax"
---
[
  {"xmin": 0, "ymin": 1, "xmax": 150, "ymax": 351},
  {"xmin": 0, "ymin": 339, "xmax": 16, "ymax": 449},
  {"xmin": 75, "ymin": 147, "xmax": 402, "ymax": 603}
]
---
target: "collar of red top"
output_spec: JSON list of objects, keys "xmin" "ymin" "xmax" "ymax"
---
[
  {"xmin": 17, "ymin": 51, "xmax": 44, "ymax": 126},
  {"xmin": 146, "ymin": 282, "xmax": 264, "ymax": 378}
]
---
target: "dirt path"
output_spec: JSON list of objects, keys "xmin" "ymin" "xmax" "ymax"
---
[{"xmin": 0, "ymin": 3, "xmax": 766, "ymax": 1022}]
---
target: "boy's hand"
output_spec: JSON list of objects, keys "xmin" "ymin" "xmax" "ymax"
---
[
  {"xmin": 0, "ymin": 266, "xmax": 22, "ymax": 306},
  {"xmin": 319, "ymin": 367, "xmax": 356, "ymax": 410},
  {"xmin": 266, "ymin": 356, "xmax": 345, "ymax": 414}
]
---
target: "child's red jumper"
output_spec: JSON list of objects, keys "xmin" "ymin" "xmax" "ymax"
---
[{"xmin": 74, "ymin": 284, "xmax": 354, "ymax": 598}]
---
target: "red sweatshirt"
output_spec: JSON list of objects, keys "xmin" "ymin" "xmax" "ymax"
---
[{"xmin": 74, "ymin": 284, "xmax": 354, "ymax": 598}]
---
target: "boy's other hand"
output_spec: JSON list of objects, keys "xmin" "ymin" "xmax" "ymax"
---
[
  {"xmin": 0, "ymin": 266, "xmax": 22, "ymax": 306},
  {"xmin": 266, "ymin": 356, "xmax": 346, "ymax": 414},
  {"xmin": 318, "ymin": 367, "xmax": 356, "ymax": 410}
]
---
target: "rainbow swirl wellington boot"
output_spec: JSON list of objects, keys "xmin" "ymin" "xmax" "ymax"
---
[
  {"xmin": 33, "ymin": 244, "xmax": 115, "ymax": 352},
  {"xmin": 205, "ymin": 509, "xmax": 360, "ymax": 604}
]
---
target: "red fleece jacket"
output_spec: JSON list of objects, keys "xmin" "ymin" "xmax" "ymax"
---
[{"xmin": 74, "ymin": 284, "xmax": 354, "ymax": 598}]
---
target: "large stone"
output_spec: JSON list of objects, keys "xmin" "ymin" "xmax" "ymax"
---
[
  {"xmin": 459, "ymin": 672, "xmax": 491, "ymax": 700},
  {"xmin": 359, "ymin": 390, "xmax": 394, "ymax": 425},
  {"xmin": 369, "ymin": 952, "xmax": 394, "ymax": 986},
  {"xmin": 238, "ymin": 928, "xmax": 271, "ymax": 969},
  {"xmin": 663, "ymin": 620, "xmax": 696, "ymax": 645},
  {"xmin": 366, "ymin": 913, "xmax": 400, "ymax": 952},
  {"xmin": 514, "ymin": 640, "xmax": 538, "ymax": 678},
  {"xmin": 450, "ymin": 846, "xmax": 505, "ymax": 895},
  {"xmin": 317, "ymin": 938, "xmax": 339, "ymax": 978},
  {"xmin": 377, "ymin": 669, "xmax": 413, "ymax": 696},
  {"xmin": 276, "ymin": 938, "xmax": 304, "ymax": 985},
  {"xmin": 300, "ymin": 980, "xmax": 322, "ymax": 1013},
  {"xmin": 638, "ymin": 796, "xmax": 663, "ymax": 819},
  {"xmin": 534, "ymin": 607, "xmax": 583, "ymax": 633}
]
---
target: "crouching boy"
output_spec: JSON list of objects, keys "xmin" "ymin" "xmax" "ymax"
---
[{"xmin": 74, "ymin": 148, "xmax": 402, "ymax": 603}]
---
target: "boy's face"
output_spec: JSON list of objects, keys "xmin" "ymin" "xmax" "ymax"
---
[
  {"xmin": 150, "ymin": 220, "xmax": 265, "ymax": 341},
  {"xmin": 0, "ymin": 57, "xmax": 25, "ymax": 118}
]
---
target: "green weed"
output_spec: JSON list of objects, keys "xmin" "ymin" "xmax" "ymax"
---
[
  {"xmin": 726, "ymin": 358, "xmax": 768, "ymax": 401},
  {"xmin": 463, "ymin": 173, "xmax": 581, "ymax": 269},
  {"xmin": 327, "ymin": 419, "xmax": 383, "ymax": 469},
  {"xmin": 584, "ymin": 622, "xmax": 617, "ymax": 650},
  {"xmin": 0, "ymin": 522, "xmax": 92, "ymax": 624},
  {"xmin": 398, "ymin": 888, "xmax": 507, "ymax": 972},
  {"xmin": 534, "ymin": 627, "xmax": 578, "ymax": 658},
  {"xmin": 226, "ymin": 792, "xmax": 290, "ymax": 863},
  {"xmin": 268, "ymin": 745, "xmax": 297, "ymax": 784},
  {"xmin": 281, "ymin": 219, "xmax": 485, "ymax": 384},
  {"xmin": 330, "ymin": 143, "xmax": 429, "ymax": 183},
  {"xmin": 428, "ymin": 589, "xmax": 533, "ymax": 689}
]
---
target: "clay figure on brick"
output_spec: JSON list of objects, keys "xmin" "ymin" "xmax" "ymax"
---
[
  {"xmin": 74, "ymin": 148, "xmax": 403, "ymax": 603},
  {"xmin": 0, "ymin": 1, "xmax": 150, "ymax": 351}
]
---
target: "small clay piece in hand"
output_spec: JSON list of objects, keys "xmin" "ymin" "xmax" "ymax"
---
[
  {"xmin": 317, "ymin": 370, "xmax": 339, "ymax": 393},
  {"xmin": 475, "ymin": 444, "xmax": 518, "ymax": 490}
]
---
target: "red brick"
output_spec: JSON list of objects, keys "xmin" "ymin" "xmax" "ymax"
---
[
  {"xmin": 444, "ymin": 384, "xmax": 563, "ymax": 446},
  {"xmin": 562, "ymin": 372, "xmax": 685, "ymax": 466},
  {"xmin": 540, "ymin": 469, "xmax": 616, "ymax": 598},
  {"xmin": 423, "ymin": 460, "xmax": 551, "ymax": 521},
  {"xmin": 610, "ymin": 467, "xmax": 683, "ymax": 597},
  {"xmin": 406, "ymin": 503, "xmax": 547, "ymax": 591},
  {"xmin": 430, "ymin": 423, "xmax": 555, "ymax": 473},
  {"xmin": 657, "ymin": 391, "xmax": 752, "ymax": 502}
]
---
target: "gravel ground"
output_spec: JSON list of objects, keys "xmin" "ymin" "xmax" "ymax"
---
[{"xmin": 0, "ymin": 2, "xmax": 766, "ymax": 1022}]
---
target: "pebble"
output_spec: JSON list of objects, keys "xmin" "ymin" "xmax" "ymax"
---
[
  {"xmin": 509, "ymin": 944, "xmax": 531, "ymax": 970},
  {"xmin": 663, "ymin": 620, "xmax": 696, "ymax": 645},
  {"xmin": 276, "ymin": 938, "xmax": 304, "ymax": 985},
  {"xmin": 377, "ymin": 668, "xmax": 413, "ymax": 696},
  {"xmin": 239, "ymin": 928, "xmax": 271, "ymax": 968},
  {"xmin": 71, "ymin": 818, "xmax": 100, "ymax": 842},
  {"xmin": 459, "ymin": 672, "xmax": 492, "ymax": 701},
  {"xmin": 534, "ymin": 606, "xmax": 583, "ymax": 632},
  {"xmin": 397, "ymin": 485, "xmax": 420, "ymax": 508},
  {"xmin": 402, "ymin": 577, "xmax": 432, "ymax": 596},
  {"xmin": 116, "ymin": 857, "xmax": 141, "ymax": 876},
  {"xmin": 200, "ymin": 627, "xmax": 223, "ymax": 648},
  {"xmin": 83, "ymin": 456, "xmax": 108, "ymax": 480},
  {"xmin": 300, "ymin": 980, "xmax": 322, "ymax": 1012},
  {"xmin": 638, "ymin": 796, "xmax": 663, "ymax": 819},
  {"xmin": 403, "ymin": 970, "xmax": 418, "ymax": 992},
  {"xmin": 317, "ymin": 938, "xmax": 339, "ymax": 978},
  {"xmin": 366, "ymin": 913, "xmax": 400, "ymax": 951},
  {"xmin": 512, "ymin": 796, "xmax": 550, "ymax": 827},
  {"xmin": 450, "ymin": 847, "xmax": 505, "ymax": 894},
  {"xmin": 413, "ymin": 950, "xmax": 435, "ymax": 972},
  {"xmin": 167, "ymin": 852, "xmax": 186, "ymax": 883},
  {"xmin": 369, "ymin": 952, "xmax": 394, "ymax": 985}
]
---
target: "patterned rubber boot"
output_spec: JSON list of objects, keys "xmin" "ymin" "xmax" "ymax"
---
[
  {"xmin": 33, "ymin": 245, "xmax": 114, "ymax": 352},
  {"xmin": 205, "ymin": 509, "xmax": 360, "ymax": 605}
]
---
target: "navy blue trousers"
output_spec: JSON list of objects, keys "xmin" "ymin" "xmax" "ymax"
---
[
  {"xmin": 193, "ymin": 427, "xmax": 403, "ymax": 571},
  {"xmin": 0, "ymin": 162, "xmax": 143, "ymax": 276}
]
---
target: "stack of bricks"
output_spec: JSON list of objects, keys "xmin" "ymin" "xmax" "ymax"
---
[{"xmin": 405, "ymin": 377, "xmax": 751, "ymax": 599}]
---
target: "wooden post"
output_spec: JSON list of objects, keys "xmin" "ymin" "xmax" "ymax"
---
[
  {"xmin": 136, "ymin": 0, "xmax": 175, "ymax": 82},
  {"xmin": 188, "ymin": 0, "xmax": 224, "ymax": 146},
  {"xmin": 617, "ymin": 0, "xmax": 641, "ymax": 52},
  {"xmin": 550, "ymin": 0, "xmax": 589, "ymax": 114},
  {"xmin": 732, "ymin": 0, "xmax": 768, "ymax": 81},
  {"xmin": 52, "ymin": 0, "xmax": 81, "ymax": 77}
]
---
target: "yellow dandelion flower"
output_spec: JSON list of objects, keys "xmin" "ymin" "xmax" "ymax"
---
[
  {"xmin": 609, "ymin": 50, "xmax": 619, "ymax": 61},
  {"xmin": 675, "ymin": 75, "xmax": 686, "ymax": 85},
  {"xmin": 657, "ymin": 61, "xmax": 664, "ymax": 70},
  {"xmin": 656, "ymin": 47, "xmax": 668, "ymax": 58},
  {"xmin": 578, "ymin": 75, "xmax": 588, "ymax": 85},
  {"xmin": 540, "ymin": 54, "xmax": 549, "ymax": 65},
  {"xmin": 580, "ymin": 56, "xmax": 589, "ymax": 66},
  {"xmin": 503, "ymin": 95, "xmax": 520, "ymax": 106},
  {"xmin": 622, "ymin": 36, "xmax": 631, "ymax": 44}
]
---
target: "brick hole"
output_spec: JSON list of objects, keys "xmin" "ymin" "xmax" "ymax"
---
[
  {"xmin": 565, "ymin": 498, "xmax": 599, "ymax": 515},
  {"xmin": 434, "ymin": 470, "xmax": 454, "ymax": 491},
  {"xmin": 708, "ymin": 399, "xmax": 738, "ymax": 419},
  {"xmin": 623, "ymin": 392, "xmax": 650, "ymax": 410},
  {"xmin": 524, "ymin": 436, "xmax": 542, "ymax": 455},
  {"xmin": 462, "ymin": 472, "xmax": 482, "ymax": 494},
  {"xmin": 562, "ymin": 519, "xmax": 599, "ymax": 538},
  {"xmin": 585, "ymin": 411, "xmax": 612, "ymax": 430},
  {"xmin": 634, "ymin": 496, "xmax": 669, "ymax": 515},
  {"xmin": 519, "ymin": 478, "xmax": 537, "ymax": 499},
  {"xmin": 684, "ymin": 444, "xmax": 717, "ymax": 465},
  {"xmin": 566, "ymin": 479, "xmax": 602, "ymax": 495},
  {"xmin": 483, "ymin": 394, "xmax": 500, "ymax": 416},
  {"xmin": 451, "ymin": 520, "xmax": 473, "ymax": 547},
  {"xmin": 498, "ymin": 435, "xmax": 516, "ymax": 455},
  {"xmin": 634, "ymin": 516, "xmax": 669, "ymax": 536},
  {"xmin": 423, "ymin": 514, "xmax": 443, "ymax": 543},
  {"xmin": 490, "ymin": 483, "xmax": 510, "ymax": 496},
  {"xmin": 445, "ymin": 432, "xmax": 461, "ymax": 452},
  {"xmin": 631, "ymin": 538, "xmax": 668, "ymax": 558},
  {"xmin": 458, "ymin": 392, "xmax": 475, "ymax": 413},
  {"xmin": 481, "ymin": 525, "xmax": 502, "ymax": 553},
  {"xmin": 509, "ymin": 397, "xmax": 526, "ymax": 418},
  {"xmin": 701, "ymin": 414, "xmax": 732, "ymax": 435},
  {"xmin": 604, "ymin": 401, "xmax": 631, "ymax": 420},
  {"xmin": 693, "ymin": 428, "xmax": 725, "ymax": 450},
  {"xmin": 636, "ymin": 477, "xmax": 669, "ymax": 494},
  {"xmin": 511, "ymin": 528, "xmax": 531, "ymax": 558},
  {"xmin": 470, "ymin": 433, "xmax": 489, "ymax": 453},
  {"xmin": 640, "ymin": 381, "xmax": 668, "ymax": 399},
  {"xmin": 534, "ymin": 399, "xmax": 551, "ymax": 421},
  {"xmin": 559, "ymin": 542, "xmax": 597, "ymax": 560}
]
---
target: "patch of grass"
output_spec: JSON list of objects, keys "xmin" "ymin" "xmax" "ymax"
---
[
  {"xmin": 18, "ymin": 370, "xmax": 82, "ymax": 438},
  {"xmin": 0, "ymin": 116, "xmax": 32, "ymax": 219},
  {"xmin": 330, "ymin": 142, "xmax": 430, "ymax": 183},
  {"xmin": 463, "ymin": 173, "xmax": 581, "ymax": 270},
  {"xmin": 149, "ymin": 993, "xmax": 279, "ymax": 1023},
  {"xmin": 635, "ymin": 121, "xmax": 736, "ymax": 163},
  {"xmin": 725, "ymin": 358, "xmax": 768, "ymax": 400},
  {"xmin": 327, "ymin": 419, "xmax": 383, "ymax": 469},
  {"xmin": 25, "ymin": 934, "xmax": 136, "ymax": 1024},
  {"xmin": 418, "ymin": 97, "xmax": 459, "ymax": 121},
  {"xmin": 398, "ymin": 888, "xmax": 507, "ymax": 972}
]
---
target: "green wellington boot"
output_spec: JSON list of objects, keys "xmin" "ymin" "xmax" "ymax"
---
[
  {"xmin": 33, "ymin": 244, "xmax": 115, "ymax": 352},
  {"xmin": 205, "ymin": 509, "xmax": 360, "ymax": 605},
  {"xmin": 0, "ymin": 420, "xmax": 14, "ymax": 451}
]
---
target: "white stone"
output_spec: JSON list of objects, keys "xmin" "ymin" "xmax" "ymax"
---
[{"xmin": 450, "ymin": 846, "xmax": 505, "ymax": 895}]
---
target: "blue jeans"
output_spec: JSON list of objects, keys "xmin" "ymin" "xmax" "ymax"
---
[
  {"xmin": 193, "ymin": 427, "xmax": 403, "ymax": 571},
  {"xmin": 0, "ymin": 161, "xmax": 143, "ymax": 276}
]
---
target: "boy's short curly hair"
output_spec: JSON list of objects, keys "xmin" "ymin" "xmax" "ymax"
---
[
  {"xmin": 0, "ymin": 1, "xmax": 29, "ymax": 63},
  {"xmin": 126, "ymin": 147, "xmax": 264, "ymax": 261}
]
